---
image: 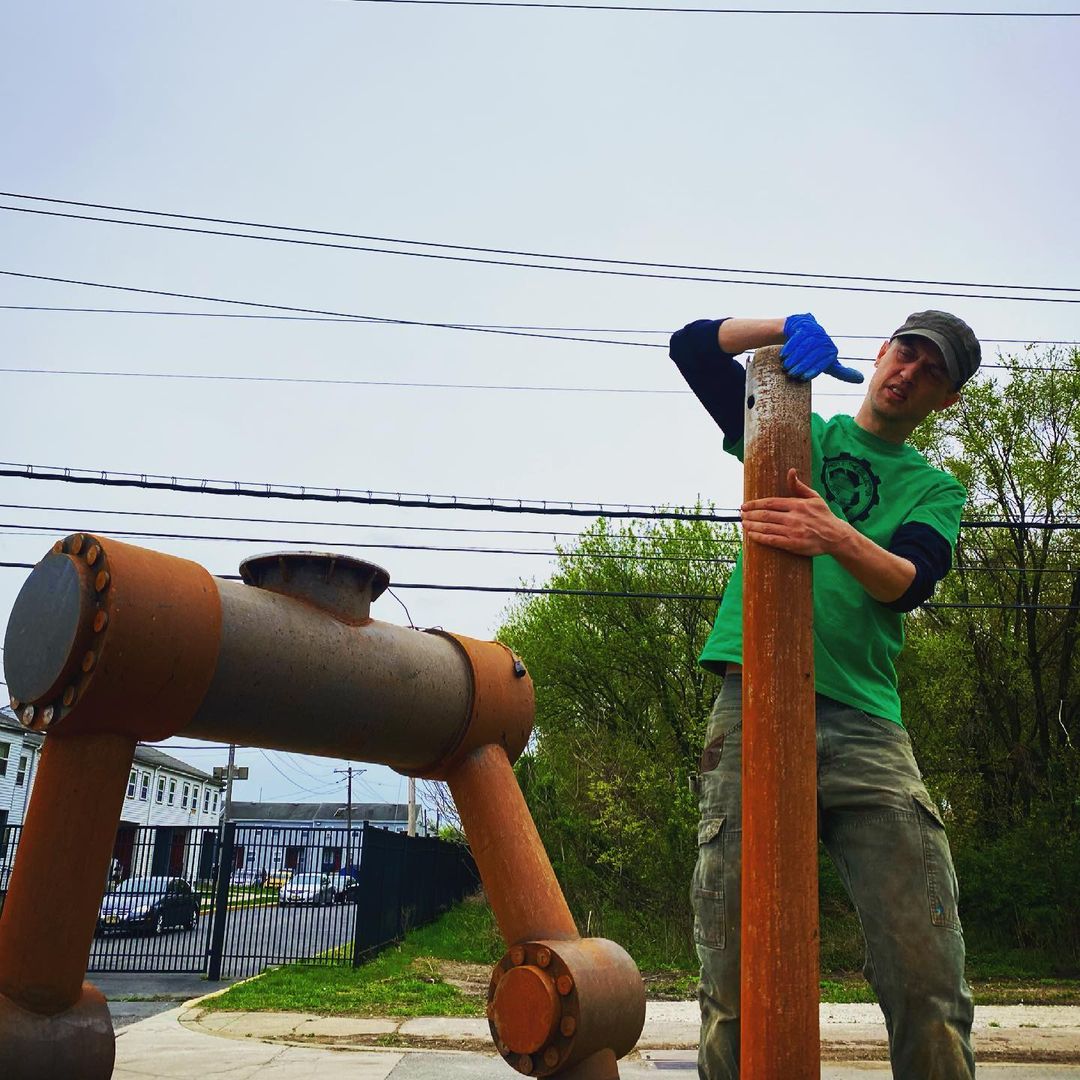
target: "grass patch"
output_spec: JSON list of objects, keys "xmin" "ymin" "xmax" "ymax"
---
[
  {"xmin": 199, "ymin": 894, "xmax": 1080, "ymax": 1017},
  {"xmin": 201, "ymin": 895, "xmax": 502, "ymax": 1018}
]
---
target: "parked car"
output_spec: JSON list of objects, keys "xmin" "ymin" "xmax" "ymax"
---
[
  {"xmin": 278, "ymin": 872, "xmax": 335, "ymax": 906},
  {"xmin": 96, "ymin": 876, "xmax": 200, "ymax": 935},
  {"xmin": 332, "ymin": 869, "xmax": 361, "ymax": 903},
  {"xmin": 265, "ymin": 868, "xmax": 294, "ymax": 890},
  {"xmin": 230, "ymin": 867, "xmax": 267, "ymax": 888}
]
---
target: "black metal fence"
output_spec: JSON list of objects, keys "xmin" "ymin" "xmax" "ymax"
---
[{"xmin": 0, "ymin": 821, "xmax": 477, "ymax": 979}]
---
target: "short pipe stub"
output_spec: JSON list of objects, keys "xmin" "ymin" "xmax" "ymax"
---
[{"xmin": 239, "ymin": 551, "xmax": 390, "ymax": 624}]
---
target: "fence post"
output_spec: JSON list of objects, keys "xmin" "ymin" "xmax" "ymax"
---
[{"xmin": 206, "ymin": 821, "xmax": 235, "ymax": 981}]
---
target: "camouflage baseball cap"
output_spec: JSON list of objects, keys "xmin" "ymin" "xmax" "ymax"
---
[{"xmin": 891, "ymin": 310, "xmax": 981, "ymax": 387}]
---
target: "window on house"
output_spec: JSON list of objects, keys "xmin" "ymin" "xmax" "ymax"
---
[
  {"xmin": 156, "ymin": 777, "xmax": 166, "ymax": 804},
  {"xmin": 140, "ymin": 773, "xmax": 150, "ymax": 801},
  {"xmin": 181, "ymin": 782, "xmax": 190, "ymax": 809},
  {"xmin": 16, "ymin": 756, "xmax": 28, "ymax": 786},
  {"xmin": 191, "ymin": 785, "xmax": 200, "ymax": 813},
  {"xmin": 127, "ymin": 770, "xmax": 137, "ymax": 798},
  {"xmin": 168, "ymin": 779, "xmax": 177, "ymax": 805},
  {"xmin": 203, "ymin": 788, "xmax": 211, "ymax": 813},
  {"xmin": 212, "ymin": 792, "xmax": 219, "ymax": 813},
  {"xmin": 0, "ymin": 742, "xmax": 9, "ymax": 777}
]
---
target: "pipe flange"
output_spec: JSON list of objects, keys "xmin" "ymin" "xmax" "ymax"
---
[
  {"xmin": 488, "ymin": 942, "xmax": 580, "ymax": 1076},
  {"xmin": 3, "ymin": 534, "xmax": 113, "ymax": 732}
]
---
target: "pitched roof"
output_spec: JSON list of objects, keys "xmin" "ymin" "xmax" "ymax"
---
[
  {"xmin": 230, "ymin": 801, "xmax": 409, "ymax": 823},
  {"xmin": 0, "ymin": 713, "xmax": 218, "ymax": 782},
  {"xmin": 133, "ymin": 744, "xmax": 222, "ymax": 783},
  {"xmin": 0, "ymin": 708, "xmax": 43, "ymax": 746}
]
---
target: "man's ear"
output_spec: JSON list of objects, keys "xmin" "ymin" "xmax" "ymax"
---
[
  {"xmin": 876, "ymin": 340, "xmax": 890, "ymax": 363},
  {"xmin": 934, "ymin": 391, "xmax": 962, "ymax": 413}
]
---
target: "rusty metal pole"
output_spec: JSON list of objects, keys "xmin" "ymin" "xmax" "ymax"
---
[{"xmin": 740, "ymin": 346, "xmax": 819, "ymax": 1079}]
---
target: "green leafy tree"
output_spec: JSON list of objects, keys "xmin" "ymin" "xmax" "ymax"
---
[
  {"xmin": 498, "ymin": 513, "xmax": 735, "ymax": 961},
  {"xmin": 903, "ymin": 347, "xmax": 1080, "ymax": 955}
]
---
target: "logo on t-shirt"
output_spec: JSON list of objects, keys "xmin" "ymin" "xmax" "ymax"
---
[{"xmin": 821, "ymin": 452, "xmax": 881, "ymax": 524}]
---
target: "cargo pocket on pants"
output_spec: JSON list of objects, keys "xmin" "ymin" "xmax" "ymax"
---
[
  {"xmin": 913, "ymin": 792, "xmax": 963, "ymax": 932},
  {"xmin": 692, "ymin": 816, "xmax": 727, "ymax": 949}
]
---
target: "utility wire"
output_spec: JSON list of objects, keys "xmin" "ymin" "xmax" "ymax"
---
[
  {"xmin": 0, "ymin": 463, "xmax": 734, "ymax": 521},
  {"xmin": 3, "ymin": 463, "xmax": 1079, "ymax": 529},
  {"xmin": 2, "ymin": 208, "xmax": 1077, "ymax": 304},
  {"xmin": 0, "ymin": 501, "xmax": 614, "ymax": 540},
  {"xmin": 335, "ymin": 0, "xmax": 1080, "ymax": 15},
  {"xmin": 7, "ymin": 522, "xmax": 1080, "ymax": 574},
  {"xmin": 0, "ymin": 561, "xmax": 1075, "ymax": 611},
  {"xmin": 2, "ymin": 305, "xmax": 1077, "ymax": 349},
  {"xmin": 0, "ymin": 521, "xmax": 740, "ymax": 563},
  {"xmin": 0, "ymin": 285, "xmax": 1071, "ymax": 374},
  {"xmin": 0, "ymin": 364, "xmax": 862, "ymax": 399},
  {"xmin": 4, "ymin": 193, "xmax": 1078, "ymax": 295}
]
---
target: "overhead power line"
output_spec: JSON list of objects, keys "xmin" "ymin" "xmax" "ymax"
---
[
  {"xmin": 4, "ymin": 193, "xmax": 1078, "ymax": 295},
  {"xmin": 0, "ymin": 561, "xmax": 1076, "ymax": 612},
  {"xmin": 0, "ymin": 462, "xmax": 734, "ymax": 521},
  {"xmin": 0, "ymin": 521, "xmax": 740, "ymax": 564},
  {"xmin": 2, "ymin": 206, "xmax": 1078, "ymax": 304},
  {"xmin": 336, "ymin": 0, "xmax": 1080, "ymax": 15},
  {"xmin": 0, "ymin": 501, "xmax": 604, "ymax": 540},
  {"xmin": 2, "ymin": 306, "xmax": 1078, "ymax": 349},
  {"xmin": 0, "ymin": 364, "xmax": 862, "ymax": 400},
  {"xmin": 0, "ymin": 283, "xmax": 1072, "ymax": 375},
  {"xmin": 2, "ymin": 463, "xmax": 1080, "ymax": 530},
  {"xmin": 6, "ymin": 522, "xmax": 1079, "ymax": 575}
]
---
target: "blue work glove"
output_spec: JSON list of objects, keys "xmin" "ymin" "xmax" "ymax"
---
[{"xmin": 781, "ymin": 313, "xmax": 864, "ymax": 384}]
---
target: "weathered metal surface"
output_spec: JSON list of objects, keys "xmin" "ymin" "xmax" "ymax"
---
[
  {"xmin": 412, "ymin": 631, "xmax": 533, "ymax": 778},
  {"xmin": 239, "ymin": 550, "xmax": 389, "ymax": 624},
  {"xmin": 448, "ymin": 742, "xmax": 578, "ymax": 945},
  {"xmin": 181, "ymin": 577, "xmax": 476, "ymax": 769},
  {"xmin": 488, "ymin": 937, "xmax": 645, "ymax": 1076},
  {"xmin": 740, "ymin": 346, "xmax": 820, "ymax": 1078},
  {"xmin": 2, "ymin": 535, "xmax": 222, "ymax": 742},
  {"xmin": 0, "ymin": 983, "xmax": 114, "ymax": 1080},
  {"xmin": 1, "ymin": 540, "xmax": 643, "ymax": 1079},
  {"xmin": 0, "ymin": 732, "xmax": 135, "ymax": 1015}
]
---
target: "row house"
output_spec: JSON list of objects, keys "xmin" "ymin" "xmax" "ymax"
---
[
  {"xmin": 229, "ymin": 801, "xmax": 423, "ymax": 877},
  {"xmin": 1, "ymin": 708, "xmax": 224, "ymax": 885}
]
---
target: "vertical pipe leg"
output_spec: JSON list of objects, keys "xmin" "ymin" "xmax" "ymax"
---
[
  {"xmin": 0, "ymin": 731, "xmax": 135, "ymax": 1079},
  {"xmin": 741, "ymin": 346, "xmax": 819, "ymax": 1079},
  {"xmin": 447, "ymin": 742, "xmax": 578, "ymax": 945}
]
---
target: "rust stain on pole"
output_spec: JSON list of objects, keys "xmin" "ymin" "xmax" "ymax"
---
[{"xmin": 740, "ymin": 346, "xmax": 820, "ymax": 1078}]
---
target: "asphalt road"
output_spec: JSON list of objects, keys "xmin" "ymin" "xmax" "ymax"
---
[{"xmin": 88, "ymin": 897, "xmax": 358, "ymax": 979}]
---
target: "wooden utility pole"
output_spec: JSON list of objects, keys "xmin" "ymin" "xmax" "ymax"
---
[
  {"xmin": 334, "ymin": 764, "xmax": 366, "ymax": 868},
  {"xmin": 407, "ymin": 776, "xmax": 417, "ymax": 836},
  {"xmin": 741, "ymin": 346, "xmax": 819, "ymax": 1079}
]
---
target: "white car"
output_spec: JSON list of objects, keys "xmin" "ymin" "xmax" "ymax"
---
[{"xmin": 278, "ymin": 872, "xmax": 335, "ymax": 906}]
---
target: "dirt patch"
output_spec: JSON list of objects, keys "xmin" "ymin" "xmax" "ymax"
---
[{"xmin": 410, "ymin": 958, "xmax": 492, "ymax": 999}]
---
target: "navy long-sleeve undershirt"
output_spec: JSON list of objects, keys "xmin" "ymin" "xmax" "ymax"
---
[{"xmin": 668, "ymin": 317, "xmax": 951, "ymax": 612}]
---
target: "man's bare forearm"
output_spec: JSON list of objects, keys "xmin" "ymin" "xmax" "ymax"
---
[
  {"xmin": 717, "ymin": 318, "xmax": 787, "ymax": 356},
  {"xmin": 831, "ymin": 524, "xmax": 917, "ymax": 603}
]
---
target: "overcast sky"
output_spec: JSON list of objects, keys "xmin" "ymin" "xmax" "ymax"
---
[{"xmin": 2, "ymin": 0, "xmax": 1077, "ymax": 809}]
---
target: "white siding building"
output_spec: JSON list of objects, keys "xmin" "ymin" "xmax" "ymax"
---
[
  {"xmin": 229, "ymin": 801, "xmax": 425, "ymax": 877},
  {"xmin": 1, "ymin": 708, "xmax": 224, "ymax": 884}
]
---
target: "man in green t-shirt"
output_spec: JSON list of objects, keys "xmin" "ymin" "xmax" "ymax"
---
[{"xmin": 669, "ymin": 311, "xmax": 981, "ymax": 1080}]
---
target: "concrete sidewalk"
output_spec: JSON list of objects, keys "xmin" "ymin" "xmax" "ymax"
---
[{"xmin": 109, "ymin": 999, "xmax": 1080, "ymax": 1078}]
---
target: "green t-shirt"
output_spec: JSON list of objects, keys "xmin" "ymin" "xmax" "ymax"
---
[{"xmin": 700, "ymin": 413, "xmax": 967, "ymax": 725}]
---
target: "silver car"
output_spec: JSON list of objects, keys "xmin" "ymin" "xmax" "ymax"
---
[{"xmin": 278, "ymin": 872, "xmax": 335, "ymax": 906}]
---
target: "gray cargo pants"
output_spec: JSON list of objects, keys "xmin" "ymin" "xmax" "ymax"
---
[{"xmin": 692, "ymin": 675, "xmax": 975, "ymax": 1080}]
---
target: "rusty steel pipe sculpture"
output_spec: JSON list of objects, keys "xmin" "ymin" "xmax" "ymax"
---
[
  {"xmin": 741, "ymin": 346, "xmax": 820, "ymax": 1078},
  {"xmin": 0, "ymin": 542, "xmax": 645, "ymax": 1080}
]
